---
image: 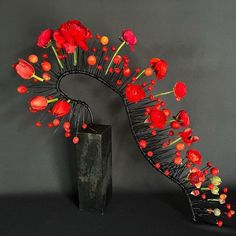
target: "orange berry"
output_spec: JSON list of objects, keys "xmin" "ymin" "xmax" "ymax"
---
[
  {"xmin": 41, "ymin": 61, "xmax": 51, "ymax": 71},
  {"xmin": 176, "ymin": 142, "xmax": 185, "ymax": 151},
  {"xmin": 144, "ymin": 67, "xmax": 153, "ymax": 76},
  {"xmin": 174, "ymin": 156, "xmax": 182, "ymax": 165},
  {"xmin": 28, "ymin": 54, "xmax": 38, "ymax": 63},
  {"xmin": 42, "ymin": 72, "xmax": 51, "ymax": 81},
  {"xmin": 87, "ymin": 55, "xmax": 97, "ymax": 66},
  {"xmin": 100, "ymin": 36, "xmax": 109, "ymax": 45}
]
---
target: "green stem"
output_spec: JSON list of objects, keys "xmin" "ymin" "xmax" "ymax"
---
[
  {"xmin": 105, "ymin": 40, "xmax": 126, "ymax": 75},
  {"xmin": 201, "ymin": 187, "xmax": 209, "ymax": 191},
  {"xmin": 167, "ymin": 119, "xmax": 175, "ymax": 123},
  {"xmin": 51, "ymin": 45, "xmax": 64, "ymax": 69},
  {"xmin": 32, "ymin": 74, "xmax": 44, "ymax": 82},
  {"xmin": 73, "ymin": 48, "xmax": 77, "ymax": 66},
  {"xmin": 136, "ymin": 69, "xmax": 145, "ymax": 80},
  {"xmin": 167, "ymin": 137, "xmax": 182, "ymax": 147},
  {"xmin": 154, "ymin": 90, "xmax": 174, "ymax": 98},
  {"xmin": 47, "ymin": 98, "xmax": 59, "ymax": 104}
]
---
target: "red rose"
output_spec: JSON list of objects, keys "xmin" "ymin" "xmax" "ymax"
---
[
  {"xmin": 52, "ymin": 100, "xmax": 71, "ymax": 117},
  {"xmin": 149, "ymin": 108, "xmax": 167, "ymax": 129},
  {"xmin": 175, "ymin": 110, "xmax": 190, "ymax": 127},
  {"xmin": 122, "ymin": 29, "xmax": 137, "ymax": 51},
  {"xmin": 15, "ymin": 59, "xmax": 35, "ymax": 79},
  {"xmin": 186, "ymin": 149, "xmax": 202, "ymax": 165},
  {"xmin": 179, "ymin": 128, "xmax": 199, "ymax": 146},
  {"xmin": 149, "ymin": 58, "xmax": 168, "ymax": 80},
  {"xmin": 30, "ymin": 96, "xmax": 48, "ymax": 111},
  {"xmin": 37, "ymin": 29, "xmax": 53, "ymax": 48},
  {"xmin": 188, "ymin": 167, "xmax": 205, "ymax": 188},
  {"xmin": 173, "ymin": 82, "xmax": 187, "ymax": 101},
  {"xmin": 53, "ymin": 20, "xmax": 93, "ymax": 53},
  {"xmin": 125, "ymin": 84, "xmax": 146, "ymax": 103}
]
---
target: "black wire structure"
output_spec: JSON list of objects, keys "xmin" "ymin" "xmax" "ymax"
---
[{"xmin": 15, "ymin": 27, "xmax": 234, "ymax": 228}]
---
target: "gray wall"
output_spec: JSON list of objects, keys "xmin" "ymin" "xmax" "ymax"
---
[{"xmin": 0, "ymin": 0, "xmax": 236, "ymax": 194}]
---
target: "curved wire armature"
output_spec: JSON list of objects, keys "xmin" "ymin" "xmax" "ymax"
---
[{"xmin": 13, "ymin": 20, "xmax": 234, "ymax": 228}]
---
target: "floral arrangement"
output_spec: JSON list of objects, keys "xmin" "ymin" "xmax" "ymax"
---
[{"xmin": 13, "ymin": 20, "xmax": 234, "ymax": 227}]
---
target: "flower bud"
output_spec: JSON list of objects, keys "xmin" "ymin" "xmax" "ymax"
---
[
  {"xmin": 213, "ymin": 208, "xmax": 221, "ymax": 217},
  {"xmin": 211, "ymin": 176, "xmax": 222, "ymax": 186},
  {"xmin": 211, "ymin": 186, "xmax": 219, "ymax": 195}
]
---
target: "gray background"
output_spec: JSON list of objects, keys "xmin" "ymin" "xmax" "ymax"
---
[{"xmin": 0, "ymin": 0, "xmax": 236, "ymax": 195}]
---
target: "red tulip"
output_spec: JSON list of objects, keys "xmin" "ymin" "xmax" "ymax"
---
[
  {"xmin": 174, "ymin": 82, "xmax": 187, "ymax": 101},
  {"xmin": 30, "ymin": 96, "xmax": 48, "ymax": 111},
  {"xmin": 15, "ymin": 59, "xmax": 44, "ymax": 81},
  {"xmin": 15, "ymin": 59, "xmax": 35, "ymax": 79},
  {"xmin": 149, "ymin": 58, "xmax": 168, "ymax": 80},
  {"xmin": 52, "ymin": 100, "xmax": 71, "ymax": 117},
  {"xmin": 122, "ymin": 29, "xmax": 137, "ymax": 51},
  {"xmin": 37, "ymin": 29, "xmax": 53, "ymax": 48},
  {"xmin": 17, "ymin": 85, "xmax": 28, "ymax": 94},
  {"xmin": 125, "ymin": 84, "xmax": 146, "ymax": 103}
]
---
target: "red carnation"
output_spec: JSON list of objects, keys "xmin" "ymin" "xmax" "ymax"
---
[
  {"xmin": 15, "ymin": 59, "xmax": 35, "ymax": 79},
  {"xmin": 173, "ymin": 82, "xmax": 187, "ymax": 101},
  {"xmin": 175, "ymin": 110, "xmax": 190, "ymax": 127},
  {"xmin": 186, "ymin": 149, "xmax": 202, "ymax": 165},
  {"xmin": 188, "ymin": 167, "xmax": 205, "ymax": 188},
  {"xmin": 52, "ymin": 100, "xmax": 71, "ymax": 117},
  {"xmin": 122, "ymin": 29, "xmax": 137, "ymax": 51},
  {"xmin": 30, "ymin": 96, "xmax": 48, "ymax": 111},
  {"xmin": 179, "ymin": 128, "xmax": 199, "ymax": 146},
  {"xmin": 53, "ymin": 20, "xmax": 93, "ymax": 53},
  {"xmin": 149, "ymin": 58, "xmax": 168, "ymax": 80},
  {"xmin": 37, "ymin": 29, "xmax": 53, "ymax": 48},
  {"xmin": 149, "ymin": 108, "xmax": 167, "ymax": 129},
  {"xmin": 125, "ymin": 84, "xmax": 146, "ymax": 103}
]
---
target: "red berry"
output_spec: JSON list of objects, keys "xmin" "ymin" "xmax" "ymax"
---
[
  {"xmin": 135, "ymin": 68, "xmax": 141, "ymax": 73},
  {"xmin": 63, "ymin": 122, "xmax": 70, "ymax": 130},
  {"xmin": 53, "ymin": 119, "xmax": 60, "ymax": 126},
  {"xmin": 17, "ymin": 85, "xmax": 28, "ymax": 94},
  {"xmin": 163, "ymin": 109, "xmax": 171, "ymax": 117},
  {"xmin": 164, "ymin": 170, "xmax": 170, "ymax": 176},
  {"xmin": 47, "ymin": 122, "xmax": 53, "ymax": 128},
  {"xmin": 97, "ymin": 65, "xmax": 102, "ymax": 70},
  {"xmin": 151, "ymin": 130, "xmax": 157, "ymax": 136},
  {"xmin": 223, "ymin": 187, "xmax": 228, "ymax": 193},
  {"xmin": 65, "ymin": 132, "xmax": 71, "ymax": 138},
  {"xmin": 42, "ymin": 73, "xmax": 51, "ymax": 81},
  {"xmin": 203, "ymin": 169, "xmax": 208, "ymax": 175},
  {"xmin": 116, "ymin": 80, "xmax": 123, "ymax": 86},
  {"xmin": 42, "ymin": 53, "xmax": 48, "ymax": 59},
  {"xmin": 226, "ymin": 203, "xmax": 231, "ymax": 210},
  {"xmin": 149, "ymin": 95, "xmax": 154, "ymax": 100},
  {"xmin": 217, "ymin": 220, "xmax": 223, "ymax": 227},
  {"xmin": 41, "ymin": 61, "xmax": 51, "ymax": 71},
  {"xmin": 82, "ymin": 123, "xmax": 87, "ymax": 129},
  {"xmin": 35, "ymin": 121, "xmax": 42, "ymax": 127},
  {"xmin": 147, "ymin": 151, "xmax": 153, "ymax": 157},
  {"xmin": 207, "ymin": 161, "xmax": 212, "ymax": 167},
  {"xmin": 210, "ymin": 167, "xmax": 219, "ymax": 176},
  {"xmin": 154, "ymin": 162, "xmax": 160, "ymax": 169},
  {"xmin": 139, "ymin": 139, "xmax": 147, "ymax": 149},
  {"xmin": 208, "ymin": 183, "xmax": 214, "ymax": 190},
  {"xmin": 174, "ymin": 156, "xmax": 182, "ymax": 165},
  {"xmin": 113, "ymin": 55, "xmax": 122, "ymax": 65},
  {"xmin": 123, "ymin": 67, "xmax": 131, "ymax": 77},
  {"xmin": 170, "ymin": 121, "xmax": 180, "ymax": 129},
  {"xmin": 168, "ymin": 130, "xmax": 174, "ymax": 136},
  {"xmin": 186, "ymin": 162, "xmax": 191, "ymax": 168},
  {"xmin": 201, "ymin": 194, "xmax": 206, "ymax": 200},
  {"xmin": 73, "ymin": 136, "xmax": 79, "ymax": 144},
  {"xmin": 175, "ymin": 151, "xmax": 181, "ymax": 157}
]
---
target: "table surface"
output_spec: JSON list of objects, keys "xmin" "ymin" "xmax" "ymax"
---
[{"xmin": 0, "ymin": 190, "xmax": 235, "ymax": 236}]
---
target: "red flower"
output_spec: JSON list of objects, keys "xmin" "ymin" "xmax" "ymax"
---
[
  {"xmin": 175, "ymin": 110, "xmax": 190, "ymax": 127},
  {"xmin": 179, "ymin": 128, "xmax": 199, "ymax": 146},
  {"xmin": 149, "ymin": 108, "xmax": 167, "ymax": 129},
  {"xmin": 52, "ymin": 100, "xmax": 71, "ymax": 117},
  {"xmin": 125, "ymin": 84, "xmax": 146, "ymax": 103},
  {"xmin": 122, "ymin": 29, "xmax": 137, "ymax": 51},
  {"xmin": 37, "ymin": 29, "xmax": 53, "ymax": 48},
  {"xmin": 149, "ymin": 58, "xmax": 168, "ymax": 80},
  {"xmin": 173, "ymin": 82, "xmax": 187, "ymax": 101},
  {"xmin": 186, "ymin": 149, "xmax": 202, "ymax": 165},
  {"xmin": 53, "ymin": 20, "xmax": 93, "ymax": 53},
  {"xmin": 188, "ymin": 167, "xmax": 205, "ymax": 188},
  {"xmin": 15, "ymin": 59, "xmax": 35, "ymax": 79},
  {"xmin": 30, "ymin": 96, "xmax": 48, "ymax": 111}
]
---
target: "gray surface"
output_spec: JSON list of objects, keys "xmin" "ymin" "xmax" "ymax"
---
[{"xmin": 0, "ymin": 0, "xmax": 236, "ymax": 194}]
